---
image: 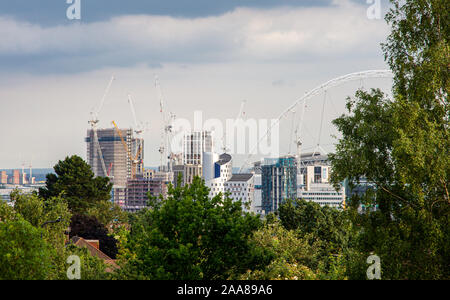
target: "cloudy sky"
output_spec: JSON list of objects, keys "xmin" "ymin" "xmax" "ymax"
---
[{"xmin": 0, "ymin": 0, "xmax": 393, "ymax": 169}]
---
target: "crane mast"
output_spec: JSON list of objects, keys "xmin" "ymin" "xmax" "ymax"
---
[
  {"xmin": 155, "ymin": 75, "xmax": 175, "ymax": 172},
  {"xmin": 127, "ymin": 94, "xmax": 146, "ymax": 174},
  {"xmin": 88, "ymin": 75, "xmax": 115, "ymax": 178},
  {"xmin": 222, "ymin": 100, "xmax": 246, "ymax": 153}
]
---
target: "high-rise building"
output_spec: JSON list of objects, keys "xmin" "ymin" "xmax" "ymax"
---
[
  {"xmin": 203, "ymin": 152, "xmax": 232, "ymax": 198},
  {"xmin": 86, "ymin": 128, "xmax": 144, "ymax": 207},
  {"xmin": 250, "ymin": 161, "xmax": 265, "ymax": 215},
  {"xmin": 261, "ymin": 156, "xmax": 297, "ymax": 213},
  {"xmin": 183, "ymin": 131, "xmax": 213, "ymax": 165},
  {"xmin": 297, "ymin": 152, "xmax": 345, "ymax": 209}
]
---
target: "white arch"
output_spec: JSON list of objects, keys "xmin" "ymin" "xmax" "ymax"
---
[{"xmin": 239, "ymin": 69, "xmax": 393, "ymax": 172}]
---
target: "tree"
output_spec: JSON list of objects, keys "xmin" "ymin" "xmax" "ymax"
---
[
  {"xmin": 86, "ymin": 200, "xmax": 128, "ymax": 230},
  {"xmin": 117, "ymin": 177, "xmax": 263, "ymax": 280},
  {"xmin": 39, "ymin": 155, "xmax": 112, "ymax": 214},
  {"xmin": 10, "ymin": 190, "xmax": 72, "ymax": 249},
  {"xmin": 1, "ymin": 191, "xmax": 111, "ymax": 280},
  {"xmin": 278, "ymin": 199, "xmax": 355, "ymax": 257},
  {"xmin": 69, "ymin": 213, "xmax": 118, "ymax": 259},
  {"xmin": 0, "ymin": 216, "xmax": 53, "ymax": 280},
  {"xmin": 238, "ymin": 221, "xmax": 319, "ymax": 280},
  {"xmin": 64, "ymin": 244, "xmax": 111, "ymax": 280},
  {"xmin": 329, "ymin": 0, "xmax": 449, "ymax": 279}
]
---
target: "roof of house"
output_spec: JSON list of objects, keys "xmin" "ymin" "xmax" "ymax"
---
[
  {"xmin": 71, "ymin": 236, "xmax": 112, "ymax": 260},
  {"xmin": 70, "ymin": 236, "xmax": 119, "ymax": 271}
]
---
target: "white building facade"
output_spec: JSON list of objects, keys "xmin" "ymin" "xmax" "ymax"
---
[
  {"xmin": 203, "ymin": 152, "xmax": 232, "ymax": 198},
  {"xmin": 297, "ymin": 153, "xmax": 345, "ymax": 209},
  {"xmin": 224, "ymin": 173, "xmax": 255, "ymax": 213}
]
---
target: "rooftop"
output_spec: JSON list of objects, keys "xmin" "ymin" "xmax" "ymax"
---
[
  {"xmin": 228, "ymin": 173, "xmax": 253, "ymax": 182},
  {"xmin": 217, "ymin": 153, "xmax": 232, "ymax": 165}
]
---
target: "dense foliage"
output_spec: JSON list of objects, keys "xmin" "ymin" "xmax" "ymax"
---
[
  {"xmin": 39, "ymin": 155, "xmax": 113, "ymax": 215},
  {"xmin": 329, "ymin": 0, "xmax": 449, "ymax": 279},
  {"xmin": 0, "ymin": 193, "xmax": 110, "ymax": 280},
  {"xmin": 116, "ymin": 177, "xmax": 265, "ymax": 280}
]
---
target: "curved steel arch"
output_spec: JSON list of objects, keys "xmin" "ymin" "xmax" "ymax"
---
[{"xmin": 239, "ymin": 69, "xmax": 393, "ymax": 172}]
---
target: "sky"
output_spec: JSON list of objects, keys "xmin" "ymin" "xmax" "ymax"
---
[{"xmin": 0, "ymin": 0, "xmax": 394, "ymax": 169}]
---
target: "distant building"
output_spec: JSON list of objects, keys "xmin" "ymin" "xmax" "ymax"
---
[
  {"xmin": 261, "ymin": 156, "xmax": 297, "ymax": 214},
  {"xmin": 86, "ymin": 128, "xmax": 144, "ymax": 207},
  {"xmin": 0, "ymin": 171, "xmax": 7, "ymax": 184},
  {"xmin": 124, "ymin": 177, "xmax": 169, "ymax": 212},
  {"xmin": 183, "ymin": 131, "xmax": 213, "ymax": 165},
  {"xmin": 250, "ymin": 161, "xmax": 265, "ymax": 215},
  {"xmin": 203, "ymin": 152, "xmax": 232, "ymax": 198},
  {"xmin": 297, "ymin": 152, "xmax": 345, "ymax": 209},
  {"xmin": 172, "ymin": 164, "xmax": 202, "ymax": 188},
  {"xmin": 224, "ymin": 173, "xmax": 254, "ymax": 213},
  {"xmin": 12, "ymin": 170, "xmax": 20, "ymax": 185},
  {"xmin": 20, "ymin": 171, "xmax": 27, "ymax": 185}
]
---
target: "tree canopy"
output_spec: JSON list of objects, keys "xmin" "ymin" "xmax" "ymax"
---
[
  {"xmin": 116, "ymin": 177, "xmax": 264, "ymax": 280},
  {"xmin": 329, "ymin": 0, "xmax": 449, "ymax": 279},
  {"xmin": 39, "ymin": 155, "xmax": 112, "ymax": 215}
]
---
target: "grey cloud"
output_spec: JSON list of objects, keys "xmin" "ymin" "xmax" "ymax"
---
[
  {"xmin": 0, "ymin": 0, "xmax": 333, "ymax": 26},
  {"xmin": 0, "ymin": 3, "xmax": 389, "ymax": 74}
]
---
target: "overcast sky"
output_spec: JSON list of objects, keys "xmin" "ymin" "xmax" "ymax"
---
[{"xmin": 0, "ymin": 0, "xmax": 393, "ymax": 169}]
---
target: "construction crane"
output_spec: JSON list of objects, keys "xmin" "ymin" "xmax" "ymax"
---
[
  {"xmin": 88, "ymin": 75, "xmax": 115, "ymax": 178},
  {"xmin": 111, "ymin": 120, "xmax": 143, "ymax": 179},
  {"xmin": 127, "ymin": 93, "xmax": 147, "ymax": 173},
  {"xmin": 222, "ymin": 100, "xmax": 246, "ymax": 153},
  {"xmin": 155, "ymin": 75, "xmax": 176, "ymax": 172}
]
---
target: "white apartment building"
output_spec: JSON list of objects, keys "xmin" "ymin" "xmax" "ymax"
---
[
  {"xmin": 224, "ymin": 173, "xmax": 255, "ymax": 213},
  {"xmin": 203, "ymin": 152, "xmax": 232, "ymax": 198}
]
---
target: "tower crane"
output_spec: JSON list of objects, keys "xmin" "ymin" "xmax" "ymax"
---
[
  {"xmin": 88, "ymin": 75, "xmax": 115, "ymax": 178},
  {"xmin": 127, "ymin": 93, "xmax": 147, "ymax": 173},
  {"xmin": 155, "ymin": 75, "xmax": 176, "ymax": 172}
]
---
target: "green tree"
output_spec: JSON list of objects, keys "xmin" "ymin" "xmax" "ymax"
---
[
  {"xmin": 0, "ymin": 216, "xmax": 53, "ymax": 280},
  {"xmin": 39, "ymin": 155, "xmax": 112, "ymax": 215},
  {"xmin": 278, "ymin": 199, "xmax": 355, "ymax": 257},
  {"xmin": 63, "ymin": 244, "xmax": 111, "ymax": 280},
  {"xmin": 117, "ymin": 177, "xmax": 263, "ymax": 280},
  {"xmin": 329, "ymin": 0, "xmax": 449, "ymax": 279},
  {"xmin": 86, "ymin": 199, "xmax": 128, "ymax": 229},
  {"xmin": 1, "ymin": 191, "xmax": 111, "ymax": 280},
  {"xmin": 238, "ymin": 221, "xmax": 319, "ymax": 280}
]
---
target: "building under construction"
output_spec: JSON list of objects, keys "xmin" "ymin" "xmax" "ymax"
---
[{"xmin": 86, "ymin": 127, "xmax": 144, "ymax": 207}]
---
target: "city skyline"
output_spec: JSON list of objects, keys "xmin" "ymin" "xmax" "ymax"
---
[{"xmin": 0, "ymin": 0, "xmax": 393, "ymax": 169}]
